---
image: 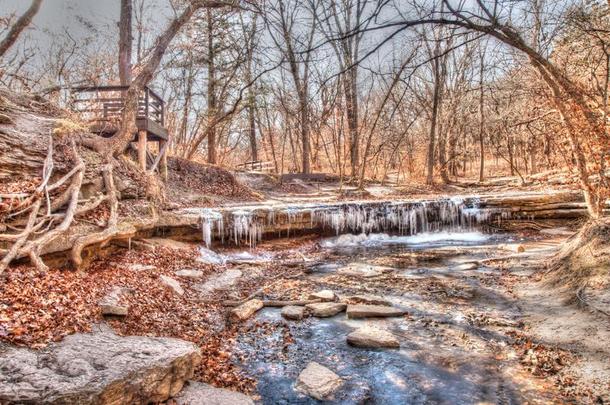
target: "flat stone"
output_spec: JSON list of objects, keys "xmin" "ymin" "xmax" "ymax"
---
[
  {"xmin": 0, "ymin": 328, "xmax": 201, "ymax": 404},
  {"xmin": 175, "ymin": 269, "xmax": 204, "ymax": 279},
  {"xmin": 174, "ymin": 381, "xmax": 254, "ymax": 405},
  {"xmin": 341, "ymin": 294, "xmax": 392, "ymax": 306},
  {"xmin": 346, "ymin": 304, "xmax": 406, "ymax": 319},
  {"xmin": 230, "ymin": 299, "xmax": 264, "ymax": 322},
  {"xmin": 99, "ymin": 286, "xmax": 131, "ymax": 316},
  {"xmin": 306, "ymin": 302, "xmax": 346, "ymax": 318},
  {"xmin": 128, "ymin": 263, "xmax": 156, "ymax": 272},
  {"xmin": 160, "ymin": 275, "xmax": 184, "ymax": 296},
  {"xmin": 308, "ymin": 290, "xmax": 336, "ymax": 302},
  {"xmin": 194, "ymin": 269, "xmax": 242, "ymax": 295},
  {"xmin": 455, "ymin": 262, "xmax": 479, "ymax": 271},
  {"xmin": 347, "ymin": 326, "xmax": 400, "ymax": 348},
  {"xmin": 337, "ymin": 262, "xmax": 393, "ymax": 278},
  {"xmin": 281, "ymin": 305, "xmax": 306, "ymax": 320},
  {"xmin": 295, "ymin": 362, "xmax": 343, "ymax": 400},
  {"xmin": 499, "ymin": 243, "xmax": 525, "ymax": 253}
]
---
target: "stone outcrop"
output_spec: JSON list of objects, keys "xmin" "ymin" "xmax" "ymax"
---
[
  {"xmin": 0, "ymin": 328, "xmax": 201, "ymax": 404},
  {"xmin": 160, "ymin": 275, "xmax": 185, "ymax": 296},
  {"xmin": 174, "ymin": 381, "xmax": 254, "ymax": 405},
  {"xmin": 346, "ymin": 304, "xmax": 406, "ymax": 319},
  {"xmin": 281, "ymin": 305, "xmax": 306, "ymax": 320},
  {"xmin": 305, "ymin": 302, "xmax": 346, "ymax": 318},
  {"xmin": 295, "ymin": 362, "xmax": 343, "ymax": 400},
  {"xmin": 347, "ymin": 326, "xmax": 400, "ymax": 348}
]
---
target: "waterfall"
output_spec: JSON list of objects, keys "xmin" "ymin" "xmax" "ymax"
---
[{"xmin": 183, "ymin": 197, "xmax": 506, "ymax": 248}]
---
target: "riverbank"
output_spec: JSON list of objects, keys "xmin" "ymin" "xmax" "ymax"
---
[{"xmin": 2, "ymin": 220, "xmax": 609, "ymax": 403}]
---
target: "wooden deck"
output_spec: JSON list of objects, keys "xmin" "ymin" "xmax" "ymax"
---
[
  {"xmin": 71, "ymin": 85, "xmax": 169, "ymax": 177},
  {"xmin": 71, "ymin": 85, "xmax": 168, "ymax": 141}
]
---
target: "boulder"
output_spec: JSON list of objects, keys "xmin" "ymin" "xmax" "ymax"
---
[
  {"xmin": 0, "ymin": 328, "xmax": 201, "ymax": 404},
  {"xmin": 175, "ymin": 269, "xmax": 204, "ymax": 279},
  {"xmin": 295, "ymin": 362, "xmax": 343, "ymax": 400},
  {"xmin": 174, "ymin": 381, "xmax": 254, "ymax": 405},
  {"xmin": 346, "ymin": 305, "xmax": 406, "ymax": 319},
  {"xmin": 99, "ymin": 286, "xmax": 131, "ymax": 316},
  {"xmin": 281, "ymin": 305, "xmax": 306, "ymax": 320},
  {"xmin": 305, "ymin": 302, "xmax": 346, "ymax": 318},
  {"xmin": 347, "ymin": 326, "xmax": 400, "ymax": 348},
  {"xmin": 308, "ymin": 290, "xmax": 336, "ymax": 302},
  {"xmin": 160, "ymin": 275, "xmax": 184, "ymax": 296},
  {"xmin": 340, "ymin": 294, "xmax": 392, "ymax": 306},
  {"xmin": 230, "ymin": 299, "xmax": 264, "ymax": 322}
]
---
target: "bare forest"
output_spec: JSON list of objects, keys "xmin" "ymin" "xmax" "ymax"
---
[{"xmin": 1, "ymin": 1, "xmax": 610, "ymax": 404}]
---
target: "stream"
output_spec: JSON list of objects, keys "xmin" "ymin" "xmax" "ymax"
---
[{"xmin": 227, "ymin": 230, "xmax": 558, "ymax": 404}]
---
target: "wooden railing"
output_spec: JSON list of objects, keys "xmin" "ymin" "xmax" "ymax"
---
[
  {"xmin": 71, "ymin": 85, "xmax": 165, "ymax": 127},
  {"xmin": 236, "ymin": 160, "xmax": 275, "ymax": 173}
]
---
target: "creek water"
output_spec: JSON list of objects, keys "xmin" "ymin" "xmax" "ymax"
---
[{"xmin": 230, "ymin": 230, "xmax": 554, "ymax": 404}]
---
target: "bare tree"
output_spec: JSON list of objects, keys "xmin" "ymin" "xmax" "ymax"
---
[{"xmin": 0, "ymin": 0, "xmax": 43, "ymax": 59}]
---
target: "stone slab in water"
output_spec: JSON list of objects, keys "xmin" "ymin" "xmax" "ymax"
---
[
  {"xmin": 306, "ymin": 302, "xmax": 346, "ymax": 317},
  {"xmin": 174, "ymin": 381, "xmax": 254, "ymax": 405},
  {"xmin": 338, "ymin": 263, "xmax": 393, "ymax": 278},
  {"xmin": 454, "ymin": 262, "xmax": 479, "ymax": 271},
  {"xmin": 347, "ymin": 326, "xmax": 400, "ymax": 348},
  {"xmin": 295, "ymin": 362, "xmax": 343, "ymax": 400},
  {"xmin": 282, "ymin": 305, "xmax": 306, "ymax": 320},
  {"xmin": 0, "ymin": 328, "xmax": 201, "ymax": 404},
  {"xmin": 346, "ymin": 304, "xmax": 406, "ymax": 319}
]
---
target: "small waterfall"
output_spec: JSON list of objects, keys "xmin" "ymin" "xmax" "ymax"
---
[{"xmin": 184, "ymin": 198, "xmax": 508, "ymax": 247}]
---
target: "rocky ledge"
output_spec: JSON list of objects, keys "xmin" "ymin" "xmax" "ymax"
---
[{"xmin": 0, "ymin": 327, "xmax": 201, "ymax": 404}]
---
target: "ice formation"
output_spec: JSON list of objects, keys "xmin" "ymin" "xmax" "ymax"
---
[{"xmin": 183, "ymin": 198, "xmax": 506, "ymax": 247}]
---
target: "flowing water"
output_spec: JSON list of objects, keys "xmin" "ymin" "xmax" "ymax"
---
[{"xmin": 227, "ymin": 229, "xmax": 558, "ymax": 404}]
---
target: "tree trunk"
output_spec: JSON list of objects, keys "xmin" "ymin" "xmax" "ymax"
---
[
  {"xmin": 426, "ymin": 55, "xmax": 442, "ymax": 185},
  {"xmin": 108, "ymin": 2, "xmax": 203, "ymax": 156},
  {"xmin": 206, "ymin": 8, "xmax": 217, "ymax": 165},
  {"xmin": 344, "ymin": 69, "xmax": 359, "ymax": 178},
  {"xmin": 118, "ymin": 0, "xmax": 133, "ymax": 86},
  {"xmin": 478, "ymin": 56, "xmax": 485, "ymax": 183}
]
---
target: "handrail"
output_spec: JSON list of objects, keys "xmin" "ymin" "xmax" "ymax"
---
[{"xmin": 71, "ymin": 85, "xmax": 165, "ymax": 126}]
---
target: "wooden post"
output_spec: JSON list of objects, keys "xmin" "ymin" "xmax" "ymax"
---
[
  {"xmin": 159, "ymin": 140, "xmax": 168, "ymax": 181},
  {"xmin": 138, "ymin": 130, "xmax": 147, "ymax": 170}
]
